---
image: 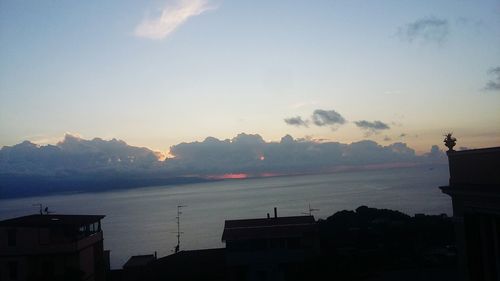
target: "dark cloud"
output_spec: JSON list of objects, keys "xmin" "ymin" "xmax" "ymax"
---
[
  {"xmin": 398, "ymin": 16, "xmax": 449, "ymax": 43},
  {"xmin": 355, "ymin": 120, "xmax": 390, "ymax": 135},
  {"xmin": 284, "ymin": 116, "xmax": 309, "ymax": 127},
  {"xmin": 284, "ymin": 109, "xmax": 346, "ymax": 130},
  {"xmin": 484, "ymin": 67, "xmax": 500, "ymax": 91},
  {"xmin": 312, "ymin": 109, "xmax": 346, "ymax": 127}
]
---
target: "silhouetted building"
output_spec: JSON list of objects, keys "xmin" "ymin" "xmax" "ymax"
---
[
  {"xmin": 440, "ymin": 147, "xmax": 500, "ymax": 281},
  {"xmin": 122, "ymin": 254, "xmax": 156, "ymax": 281},
  {"xmin": 222, "ymin": 208, "xmax": 319, "ymax": 281},
  {"xmin": 148, "ymin": 248, "xmax": 226, "ymax": 281},
  {"xmin": 0, "ymin": 214, "xmax": 107, "ymax": 281}
]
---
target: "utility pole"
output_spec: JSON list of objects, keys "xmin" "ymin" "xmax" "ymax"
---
[{"xmin": 174, "ymin": 205, "xmax": 186, "ymax": 253}]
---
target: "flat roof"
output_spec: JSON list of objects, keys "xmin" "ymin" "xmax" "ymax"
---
[
  {"xmin": 224, "ymin": 215, "xmax": 315, "ymax": 229},
  {"xmin": 0, "ymin": 214, "xmax": 105, "ymax": 228},
  {"xmin": 151, "ymin": 248, "xmax": 226, "ymax": 280},
  {"xmin": 447, "ymin": 146, "xmax": 500, "ymax": 185},
  {"xmin": 448, "ymin": 146, "xmax": 500, "ymax": 155},
  {"xmin": 222, "ymin": 216, "xmax": 316, "ymax": 241},
  {"xmin": 123, "ymin": 254, "xmax": 156, "ymax": 268}
]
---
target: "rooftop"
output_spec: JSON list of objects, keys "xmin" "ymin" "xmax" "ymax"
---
[
  {"xmin": 0, "ymin": 214, "xmax": 105, "ymax": 228},
  {"xmin": 446, "ymin": 146, "xmax": 500, "ymax": 186},
  {"xmin": 222, "ymin": 215, "xmax": 316, "ymax": 241},
  {"xmin": 123, "ymin": 254, "xmax": 156, "ymax": 268},
  {"xmin": 150, "ymin": 248, "xmax": 226, "ymax": 280}
]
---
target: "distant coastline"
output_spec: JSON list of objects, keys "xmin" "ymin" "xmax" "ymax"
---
[
  {"xmin": 0, "ymin": 174, "xmax": 214, "ymax": 199},
  {"xmin": 0, "ymin": 163, "xmax": 447, "ymax": 199}
]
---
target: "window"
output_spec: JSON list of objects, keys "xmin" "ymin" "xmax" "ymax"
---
[
  {"xmin": 79, "ymin": 225, "xmax": 86, "ymax": 233},
  {"xmin": 7, "ymin": 229, "xmax": 16, "ymax": 247},
  {"xmin": 8, "ymin": 261, "xmax": 18, "ymax": 280}
]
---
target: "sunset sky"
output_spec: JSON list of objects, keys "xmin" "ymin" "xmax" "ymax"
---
[{"xmin": 1, "ymin": 0, "xmax": 499, "ymax": 154}]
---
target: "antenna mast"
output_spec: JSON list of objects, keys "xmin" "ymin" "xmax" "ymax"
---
[
  {"xmin": 302, "ymin": 203, "xmax": 319, "ymax": 216},
  {"xmin": 174, "ymin": 205, "xmax": 186, "ymax": 253}
]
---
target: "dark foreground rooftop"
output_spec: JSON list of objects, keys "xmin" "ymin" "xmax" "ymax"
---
[
  {"xmin": 123, "ymin": 254, "xmax": 156, "ymax": 268},
  {"xmin": 0, "ymin": 214, "xmax": 105, "ymax": 227},
  {"xmin": 148, "ymin": 248, "xmax": 225, "ymax": 281},
  {"xmin": 222, "ymin": 215, "xmax": 316, "ymax": 241}
]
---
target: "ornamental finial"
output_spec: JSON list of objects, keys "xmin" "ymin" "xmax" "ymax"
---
[{"xmin": 443, "ymin": 132, "xmax": 457, "ymax": 152}]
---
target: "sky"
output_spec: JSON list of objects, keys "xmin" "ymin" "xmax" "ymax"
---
[{"xmin": 1, "ymin": 0, "xmax": 499, "ymax": 155}]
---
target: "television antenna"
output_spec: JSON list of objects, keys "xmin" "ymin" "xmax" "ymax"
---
[
  {"xmin": 43, "ymin": 206, "xmax": 53, "ymax": 215},
  {"xmin": 302, "ymin": 203, "xmax": 319, "ymax": 216},
  {"xmin": 173, "ymin": 205, "xmax": 187, "ymax": 253},
  {"xmin": 32, "ymin": 204, "xmax": 53, "ymax": 215}
]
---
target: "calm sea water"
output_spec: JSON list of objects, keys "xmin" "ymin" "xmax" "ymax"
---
[{"xmin": 0, "ymin": 165, "xmax": 451, "ymax": 269}]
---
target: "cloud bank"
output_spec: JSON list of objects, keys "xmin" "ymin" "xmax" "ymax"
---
[
  {"xmin": 0, "ymin": 133, "xmax": 446, "ymax": 198},
  {"xmin": 134, "ymin": 0, "xmax": 214, "ymax": 40},
  {"xmin": 484, "ymin": 67, "xmax": 500, "ymax": 91},
  {"xmin": 166, "ymin": 133, "xmax": 444, "ymax": 177},
  {"xmin": 398, "ymin": 16, "xmax": 449, "ymax": 43},
  {"xmin": 0, "ymin": 134, "xmax": 161, "ymax": 176}
]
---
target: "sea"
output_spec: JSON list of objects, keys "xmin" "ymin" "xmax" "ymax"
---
[{"xmin": 0, "ymin": 165, "xmax": 452, "ymax": 269}]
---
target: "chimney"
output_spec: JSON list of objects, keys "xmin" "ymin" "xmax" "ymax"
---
[
  {"xmin": 154, "ymin": 251, "xmax": 157, "ymax": 259},
  {"xmin": 267, "ymin": 213, "xmax": 270, "ymax": 219},
  {"xmin": 274, "ymin": 207, "xmax": 277, "ymax": 218}
]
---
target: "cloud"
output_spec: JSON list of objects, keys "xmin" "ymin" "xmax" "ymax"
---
[
  {"xmin": 424, "ymin": 145, "xmax": 447, "ymax": 163},
  {"xmin": 167, "ymin": 134, "xmax": 429, "ymax": 176},
  {"xmin": 398, "ymin": 16, "xmax": 449, "ymax": 43},
  {"xmin": 484, "ymin": 67, "xmax": 500, "ymax": 91},
  {"xmin": 134, "ymin": 0, "xmax": 214, "ymax": 40},
  {"xmin": 284, "ymin": 109, "xmax": 346, "ymax": 129},
  {"xmin": 0, "ymin": 134, "xmax": 161, "ymax": 176},
  {"xmin": 312, "ymin": 109, "xmax": 346, "ymax": 127},
  {"xmin": 284, "ymin": 116, "xmax": 309, "ymax": 127},
  {"xmin": 355, "ymin": 120, "xmax": 390, "ymax": 135},
  {"xmin": 0, "ymin": 133, "xmax": 448, "ymax": 197}
]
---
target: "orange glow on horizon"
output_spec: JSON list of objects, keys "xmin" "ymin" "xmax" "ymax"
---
[
  {"xmin": 209, "ymin": 173, "xmax": 248, "ymax": 180},
  {"xmin": 260, "ymin": 172, "xmax": 280, "ymax": 177}
]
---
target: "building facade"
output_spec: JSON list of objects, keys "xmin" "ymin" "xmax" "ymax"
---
[
  {"xmin": 0, "ymin": 214, "xmax": 107, "ymax": 281},
  {"xmin": 222, "ymin": 209, "xmax": 319, "ymax": 281},
  {"xmin": 440, "ymin": 146, "xmax": 500, "ymax": 281}
]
